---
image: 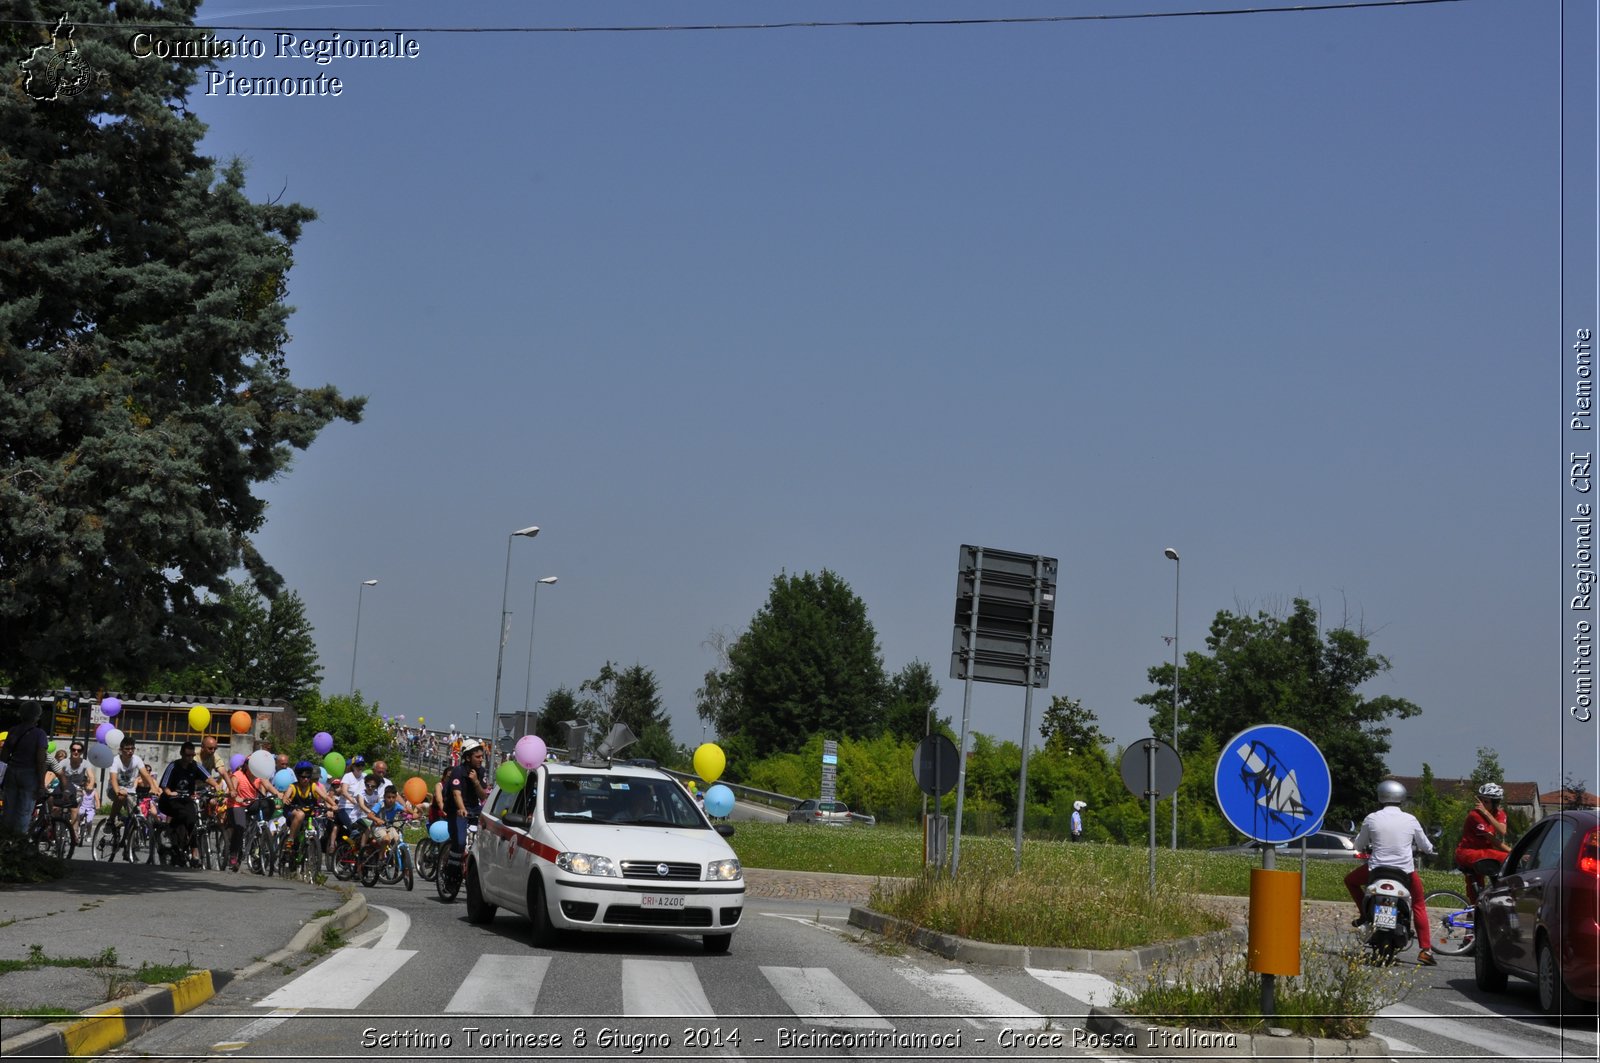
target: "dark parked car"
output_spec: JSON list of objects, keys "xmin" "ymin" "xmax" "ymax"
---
[
  {"xmin": 1207, "ymin": 830, "xmax": 1359, "ymax": 860},
  {"xmin": 1475, "ymin": 809, "xmax": 1600, "ymax": 1016},
  {"xmin": 786, "ymin": 799, "xmax": 874, "ymax": 827}
]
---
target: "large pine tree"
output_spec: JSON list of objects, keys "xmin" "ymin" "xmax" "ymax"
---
[{"xmin": 0, "ymin": 1, "xmax": 363, "ymax": 690}]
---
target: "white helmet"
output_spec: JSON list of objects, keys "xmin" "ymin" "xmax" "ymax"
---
[
  {"xmin": 1377, "ymin": 779, "xmax": 1407, "ymax": 805},
  {"xmin": 1073, "ymin": 801, "xmax": 1087, "ymax": 811},
  {"xmin": 1477, "ymin": 782, "xmax": 1504, "ymax": 800}
]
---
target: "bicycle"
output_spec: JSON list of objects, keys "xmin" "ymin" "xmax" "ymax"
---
[
  {"xmin": 90, "ymin": 801, "xmax": 136, "ymax": 862},
  {"xmin": 415, "ymin": 834, "xmax": 443, "ymax": 882},
  {"xmin": 276, "ymin": 813, "xmax": 325, "ymax": 882},
  {"xmin": 360, "ymin": 832, "xmax": 415, "ymax": 891},
  {"xmin": 30, "ymin": 800, "xmax": 75, "ymax": 860},
  {"xmin": 240, "ymin": 804, "xmax": 280, "ymax": 876},
  {"xmin": 330, "ymin": 821, "xmax": 368, "ymax": 882},
  {"xmin": 1424, "ymin": 887, "xmax": 1474, "ymax": 956},
  {"xmin": 123, "ymin": 795, "xmax": 161, "ymax": 864},
  {"xmin": 435, "ymin": 820, "xmax": 477, "ymax": 902}
]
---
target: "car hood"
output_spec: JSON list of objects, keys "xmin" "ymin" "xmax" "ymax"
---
[{"xmin": 542, "ymin": 821, "xmax": 737, "ymax": 863}]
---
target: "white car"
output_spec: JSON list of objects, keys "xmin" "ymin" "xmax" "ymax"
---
[{"xmin": 468, "ymin": 760, "xmax": 745, "ymax": 953}]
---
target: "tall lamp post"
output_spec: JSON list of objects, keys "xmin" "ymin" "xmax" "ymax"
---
[
  {"xmin": 1163, "ymin": 547, "xmax": 1180, "ymax": 850},
  {"xmin": 491, "ymin": 525, "xmax": 541, "ymax": 733},
  {"xmin": 521, "ymin": 576, "xmax": 558, "ymax": 739},
  {"xmin": 349, "ymin": 579, "xmax": 379, "ymax": 695}
]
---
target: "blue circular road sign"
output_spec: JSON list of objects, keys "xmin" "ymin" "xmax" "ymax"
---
[{"xmin": 1213, "ymin": 724, "xmax": 1331, "ymax": 844}]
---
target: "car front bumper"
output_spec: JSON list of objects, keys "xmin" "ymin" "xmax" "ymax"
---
[{"xmin": 546, "ymin": 877, "xmax": 746, "ymax": 934}]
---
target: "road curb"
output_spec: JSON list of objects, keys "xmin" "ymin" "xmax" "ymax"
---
[
  {"xmin": 1085, "ymin": 1005, "xmax": 1387, "ymax": 1058},
  {"xmin": 0, "ymin": 888, "xmax": 367, "ymax": 1059},
  {"xmin": 846, "ymin": 906, "xmax": 1245, "ymax": 973}
]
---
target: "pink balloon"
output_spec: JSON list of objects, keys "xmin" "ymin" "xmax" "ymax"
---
[
  {"xmin": 101, "ymin": 697, "xmax": 122, "ymax": 718},
  {"xmin": 95, "ymin": 722, "xmax": 112, "ymax": 743},
  {"xmin": 514, "ymin": 735, "xmax": 547, "ymax": 770},
  {"xmin": 312, "ymin": 731, "xmax": 334, "ymax": 755}
]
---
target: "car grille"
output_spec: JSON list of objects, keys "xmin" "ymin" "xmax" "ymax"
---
[
  {"xmin": 605, "ymin": 905, "xmax": 714, "ymax": 928},
  {"xmin": 619, "ymin": 861, "xmax": 702, "ymax": 881}
]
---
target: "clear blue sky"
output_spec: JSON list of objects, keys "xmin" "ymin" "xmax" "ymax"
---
[{"xmin": 171, "ymin": 0, "xmax": 1593, "ymax": 795}]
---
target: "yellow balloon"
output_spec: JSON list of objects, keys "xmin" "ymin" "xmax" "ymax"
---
[
  {"xmin": 0, "ymin": 731, "xmax": 7, "ymax": 742},
  {"xmin": 693, "ymin": 743, "xmax": 725, "ymax": 784},
  {"xmin": 188, "ymin": 705, "xmax": 211, "ymax": 732}
]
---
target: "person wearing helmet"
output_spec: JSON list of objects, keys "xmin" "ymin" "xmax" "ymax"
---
[
  {"xmin": 1454, "ymin": 782, "xmax": 1512, "ymax": 904},
  {"xmin": 442, "ymin": 739, "xmax": 487, "ymax": 856},
  {"xmin": 1071, "ymin": 801, "xmax": 1086, "ymax": 842},
  {"xmin": 281, "ymin": 760, "xmax": 332, "ymax": 861},
  {"xmin": 1344, "ymin": 779, "xmax": 1438, "ymax": 965}
]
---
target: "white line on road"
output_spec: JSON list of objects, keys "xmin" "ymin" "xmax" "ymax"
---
[
  {"xmin": 1378, "ymin": 1002, "xmax": 1571, "ymax": 1059},
  {"xmin": 622, "ymin": 958, "xmax": 713, "ymax": 1016},
  {"xmin": 1024, "ymin": 967, "xmax": 1118, "ymax": 1009},
  {"xmin": 369, "ymin": 904, "xmax": 410, "ymax": 950},
  {"xmin": 893, "ymin": 964, "xmax": 1047, "ymax": 1030},
  {"xmin": 254, "ymin": 947, "xmax": 417, "ymax": 1010},
  {"xmin": 759, "ymin": 966, "xmax": 894, "ymax": 1029},
  {"xmin": 445, "ymin": 954, "xmax": 551, "ymax": 1014}
]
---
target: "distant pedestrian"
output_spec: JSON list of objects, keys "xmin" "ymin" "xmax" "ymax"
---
[
  {"xmin": 0, "ymin": 706, "xmax": 49, "ymax": 835},
  {"xmin": 1071, "ymin": 801, "xmax": 1086, "ymax": 841}
]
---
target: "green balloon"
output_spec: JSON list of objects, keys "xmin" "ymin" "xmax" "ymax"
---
[
  {"xmin": 323, "ymin": 751, "xmax": 346, "ymax": 777},
  {"xmin": 496, "ymin": 759, "xmax": 527, "ymax": 793},
  {"xmin": 47, "ymin": 739, "xmax": 57, "ymax": 755}
]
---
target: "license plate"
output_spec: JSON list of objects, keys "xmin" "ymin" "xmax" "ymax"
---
[
  {"xmin": 1374, "ymin": 905, "xmax": 1397, "ymax": 930},
  {"xmin": 640, "ymin": 894, "xmax": 686, "ymax": 909}
]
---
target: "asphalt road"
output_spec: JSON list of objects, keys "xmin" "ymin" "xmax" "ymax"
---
[{"xmin": 100, "ymin": 874, "xmax": 1597, "ymax": 1063}]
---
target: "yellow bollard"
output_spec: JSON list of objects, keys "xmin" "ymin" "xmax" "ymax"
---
[{"xmin": 1247, "ymin": 867, "xmax": 1302, "ymax": 975}]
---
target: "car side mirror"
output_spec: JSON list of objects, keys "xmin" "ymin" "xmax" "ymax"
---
[
  {"xmin": 503, "ymin": 813, "xmax": 527, "ymax": 829},
  {"xmin": 714, "ymin": 824, "xmax": 735, "ymax": 838}
]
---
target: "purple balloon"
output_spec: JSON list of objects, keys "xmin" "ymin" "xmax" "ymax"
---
[
  {"xmin": 230, "ymin": 753, "xmax": 247, "ymax": 771},
  {"xmin": 514, "ymin": 735, "xmax": 547, "ymax": 770},
  {"xmin": 101, "ymin": 697, "xmax": 122, "ymax": 718},
  {"xmin": 312, "ymin": 731, "xmax": 334, "ymax": 755},
  {"xmin": 95, "ymin": 722, "xmax": 112, "ymax": 743}
]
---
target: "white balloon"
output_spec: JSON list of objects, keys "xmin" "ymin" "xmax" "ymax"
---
[
  {"xmin": 104, "ymin": 727, "xmax": 124, "ymax": 751},
  {"xmin": 87, "ymin": 742, "xmax": 115, "ymax": 769},
  {"xmin": 247, "ymin": 749, "xmax": 275, "ymax": 780}
]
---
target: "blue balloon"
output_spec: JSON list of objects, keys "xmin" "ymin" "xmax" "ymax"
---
[
  {"xmin": 319, "ymin": 766, "xmax": 330, "ymax": 783},
  {"xmin": 704, "ymin": 784, "xmax": 735, "ymax": 818},
  {"xmin": 273, "ymin": 768, "xmax": 295, "ymax": 791},
  {"xmin": 428, "ymin": 820, "xmax": 450, "ymax": 843}
]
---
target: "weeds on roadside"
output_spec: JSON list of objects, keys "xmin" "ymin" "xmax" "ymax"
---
[
  {"xmin": 1112, "ymin": 936, "xmax": 1413, "ymax": 1039},
  {"xmin": 0, "ymin": 946, "xmax": 119, "ymax": 975},
  {"xmin": 307, "ymin": 923, "xmax": 345, "ymax": 956}
]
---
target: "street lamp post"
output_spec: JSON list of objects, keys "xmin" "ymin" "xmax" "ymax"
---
[
  {"xmin": 491, "ymin": 525, "xmax": 541, "ymax": 734},
  {"xmin": 521, "ymin": 576, "xmax": 558, "ymax": 739},
  {"xmin": 349, "ymin": 579, "xmax": 379, "ymax": 695},
  {"xmin": 1164, "ymin": 547, "xmax": 1181, "ymax": 850}
]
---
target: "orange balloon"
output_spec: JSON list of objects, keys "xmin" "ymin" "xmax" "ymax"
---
[
  {"xmin": 230, "ymin": 710, "xmax": 252, "ymax": 734},
  {"xmin": 402, "ymin": 776, "xmax": 427, "ymax": 805}
]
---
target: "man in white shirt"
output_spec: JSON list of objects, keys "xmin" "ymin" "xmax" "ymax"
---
[{"xmin": 1344, "ymin": 779, "xmax": 1437, "ymax": 964}]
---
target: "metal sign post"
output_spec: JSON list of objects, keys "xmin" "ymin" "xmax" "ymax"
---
[
  {"xmin": 950, "ymin": 549, "xmax": 982, "ymax": 879},
  {"xmin": 1118, "ymin": 738, "xmax": 1182, "ymax": 897}
]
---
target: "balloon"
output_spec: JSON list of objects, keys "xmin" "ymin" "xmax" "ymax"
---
[
  {"xmin": 273, "ymin": 768, "xmax": 295, "ymax": 791},
  {"xmin": 0, "ymin": 732, "xmax": 6, "ymax": 743},
  {"xmin": 230, "ymin": 753, "xmax": 246, "ymax": 771},
  {"xmin": 417, "ymin": 716, "xmax": 425, "ymax": 725},
  {"xmin": 188, "ymin": 705, "xmax": 211, "ymax": 732},
  {"xmin": 514, "ymin": 735, "xmax": 547, "ymax": 770},
  {"xmin": 693, "ymin": 743, "xmax": 725, "ymax": 784},
  {"xmin": 428, "ymin": 820, "xmax": 450, "ymax": 843},
  {"xmin": 319, "ymin": 766, "xmax": 330, "ymax": 784},
  {"xmin": 312, "ymin": 731, "xmax": 333, "ymax": 756},
  {"xmin": 703, "ymin": 783, "xmax": 734, "ymax": 818},
  {"xmin": 94, "ymin": 722, "xmax": 112, "ymax": 743},
  {"xmin": 496, "ymin": 760, "xmax": 527, "ymax": 793},
  {"xmin": 402, "ymin": 776, "xmax": 427, "ymax": 805},
  {"xmin": 323, "ymin": 752, "xmax": 346, "ymax": 777},
  {"xmin": 687, "ymin": 780, "xmax": 697, "ymax": 792},
  {"xmin": 248, "ymin": 750, "xmax": 275, "ymax": 780},
  {"xmin": 104, "ymin": 727, "xmax": 124, "ymax": 751},
  {"xmin": 230, "ymin": 710, "xmax": 252, "ymax": 734},
  {"xmin": 101, "ymin": 697, "xmax": 122, "ymax": 718},
  {"xmin": 47, "ymin": 740, "xmax": 57, "ymax": 755},
  {"xmin": 87, "ymin": 742, "xmax": 115, "ymax": 769}
]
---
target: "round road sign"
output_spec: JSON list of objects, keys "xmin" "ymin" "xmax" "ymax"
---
[{"xmin": 1119, "ymin": 737, "xmax": 1182, "ymax": 799}]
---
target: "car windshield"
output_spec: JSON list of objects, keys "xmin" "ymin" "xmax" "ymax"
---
[{"xmin": 545, "ymin": 774, "xmax": 706, "ymax": 829}]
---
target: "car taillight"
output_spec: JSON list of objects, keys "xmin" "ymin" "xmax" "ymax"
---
[
  {"xmin": 813, "ymin": 811, "xmax": 822, "ymax": 818},
  {"xmin": 1578, "ymin": 826, "xmax": 1600, "ymax": 876}
]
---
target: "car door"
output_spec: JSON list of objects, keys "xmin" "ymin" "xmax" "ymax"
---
[
  {"xmin": 1484, "ymin": 821, "xmax": 1554, "ymax": 976},
  {"xmin": 489, "ymin": 783, "xmax": 537, "ymax": 907}
]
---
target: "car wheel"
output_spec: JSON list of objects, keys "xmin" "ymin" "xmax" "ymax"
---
[
  {"xmin": 527, "ymin": 873, "xmax": 554, "ymax": 947},
  {"xmin": 465, "ymin": 859, "xmax": 497, "ymax": 925},
  {"xmin": 703, "ymin": 933, "xmax": 732, "ymax": 955},
  {"xmin": 1537, "ymin": 935, "xmax": 1588, "ymax": 1017},
  {"xmin": 1474, "ymin": 925, "xmax": 1508, "ymax": 992}
]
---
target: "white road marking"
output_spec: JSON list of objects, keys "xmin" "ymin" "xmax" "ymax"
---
[
  {"xmin": 1373, "ymin": 1031, "xmax": 1428, "ymax": 1055},
  {"xmin": 216, "ymin": 1006, "xmax": 298, "ymax": 1050},
  {"xmin": 444, "ymin": 954, "xmax": 551, "ymax": 1014},
  {"xmin": 622, "ymin": 958, "xmax": 714, "ymax": 1016},
  {"xmin": 254, "ymin": 946, "xmax": 417, "ymax": 1010},
  {"xmin": 893, "ymin": 964, "xmax": 1047, "ymax": 1030},
  {"xmin": 1378, "ymin": 1002, "xmax": 1571, "ymax": 1059},
  {"xmin": 759, "ymin": 912, "xmax": 851, "ymax": 937},
  {"xmin": 369, "ymin": 904, "xmax": 409, "ymax": 950},
  {"xmin": 1024, "ymin": 967, "xmax": 1119, "ymax": 1009},
  {"xmin": 759, "ymin": 966, "xmax": 894, "ymax": 1030}
]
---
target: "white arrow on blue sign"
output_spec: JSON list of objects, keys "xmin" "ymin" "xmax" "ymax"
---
[{"xmin": 1213, "ymin": 724, "xmax": 1332, "ymax": 845}]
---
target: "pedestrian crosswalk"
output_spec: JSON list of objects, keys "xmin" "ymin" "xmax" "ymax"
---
[{"xmin": 248, "ymin": 941, "xmax": 1591, "ymax": 1062}]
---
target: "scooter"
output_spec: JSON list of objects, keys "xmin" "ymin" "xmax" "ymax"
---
[{"xmin": 1359, "ymin": 866, "xmax": 1416, "ymax": 963}]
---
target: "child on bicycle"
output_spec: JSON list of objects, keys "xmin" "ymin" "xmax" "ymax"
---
[{"xmin": 1455, "ymin": 782, "xmax": 1512, "ymax": 904}]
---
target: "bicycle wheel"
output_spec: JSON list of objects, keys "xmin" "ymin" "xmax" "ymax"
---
[
  {"xmin": 400, "ymin": 845, "xmax": 414, "ymax": 891},
  {"xmin": 254, "ymin": 826, "xmax": 277, "ymax": 877},
  {"xmin": 435, "ymin": 851, "xmax": 461, "ymax": 902},
  {"xmin": 333, "ymin": 840, "xmax": 361, "ymax": 881},
  {"xmin": 51, "ymin": 818, "xmax": 74, "ymax": 860},
  {"xmin": 128, "ymin": 821, "xmax": 149, "ymax": 863},
  {"xmin": 1425, "ymin": 889, "xmax": 1474, "ymax": 956},
  {"xmin": 90, "ymin": 819, "xmax": 119, "ymax": 862},
  {"xmin": 416, "ymin": 838, "xmax": 440, "ymax": 882},
  {"xmin": 359, "ymin": 848, "xmax": 383, "ymax": 888},
  {"xmin": 380, "ymin": 842, "xmax": 403, "ymax": 885}
]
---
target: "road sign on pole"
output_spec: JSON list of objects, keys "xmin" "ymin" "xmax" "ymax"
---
[
  {"xmin": 1213, "ymin": 724, "xmax": 1332, "ymax": 845},
  {"xmin": 1119, "ymin": 737, "xmax": 1181, "ymax": 895}
]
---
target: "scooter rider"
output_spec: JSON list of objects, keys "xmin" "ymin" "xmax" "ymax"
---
[{"xmin": 1344, "ymin": 779, "xmax": 1437, "ymax": 965}]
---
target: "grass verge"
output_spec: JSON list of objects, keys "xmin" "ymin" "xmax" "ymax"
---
[{"xmin": 0, "ymin": 945, "xmax": 119, "ymax": 974}]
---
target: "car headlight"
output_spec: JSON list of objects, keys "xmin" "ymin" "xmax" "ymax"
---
[
  {"xmin": 706, "ymin": 858, "xmax": 742, "ymax": 882},
  {"xmin": 557, "ymin": 852, "xmax": 620, "ymax": 877}
]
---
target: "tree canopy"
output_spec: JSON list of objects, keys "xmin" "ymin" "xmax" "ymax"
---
[
  {"xmin": 882, "ymin": 660, "xmax": 944, "ymax": 741},
  {"xmin": 0, "ymin": 1, "xmax": 363, "ymax": 692},
  {"xmin": 1138, "ymin": 597, "xmax": 1421, "ymax": 827},
  {"xmin": 1039, "ymin": 694, "xmax": 1107, "ymax": 754},
  {"xmin": 699, "ymin": 569, "xmax": 888, "ymax": 759}
]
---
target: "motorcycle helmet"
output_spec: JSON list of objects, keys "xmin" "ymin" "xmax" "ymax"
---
[
  {"xmin": 1477, "ymin": 782, "xmax": 1504, "ymax": 800},
  {"xmin": 1377, "ymin": 779, "xmax": 1407, "ymax": 805}
]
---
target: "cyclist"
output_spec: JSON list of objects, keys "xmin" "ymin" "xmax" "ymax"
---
[
  {"xmin": 1344, "ymin": 779, "xmax": 1437, "ymax": 966},
  {"xmin": 281, "ymin": 761, "xmax": 332, "ymax": 861},
  {"xmin": 443, "ymin": 739, "xmax": 487, "ymax": 856},
  {"xmin": 54, "ymin": 741, "xmax": 97, "ymax": 838},
  {"xmin": 1455, "ymin": 782, "xmax": 1513, "ymax": 904},
  {"xmin": 159, "ymin": 741, "xmax": 213, "ymax": 868},
  {"xmin": 368, "ymin": 783, "xmax": 413, "ymax": 855},
  {"xmin": 226, "ymin": 755, "xmax": 272, "ymax": 871},
  {"xmin": 107, "ymin": 737, "xmax": 159, "ymax": 844}
]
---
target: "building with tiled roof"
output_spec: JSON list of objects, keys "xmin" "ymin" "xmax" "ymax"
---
[{"xmin": 1389, "ymin": 775, "xmax": 1543, "ymax": 823}]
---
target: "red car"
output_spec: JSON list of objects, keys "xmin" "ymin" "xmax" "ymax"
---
[{"xmin": 1475, "ymin": 808, "xmax": 1600, "ymax": 1016}]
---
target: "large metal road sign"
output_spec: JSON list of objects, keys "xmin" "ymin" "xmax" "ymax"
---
[{"xmin": 1213, "ymin": 724, "xmax": 1331, "ymax": 845}]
